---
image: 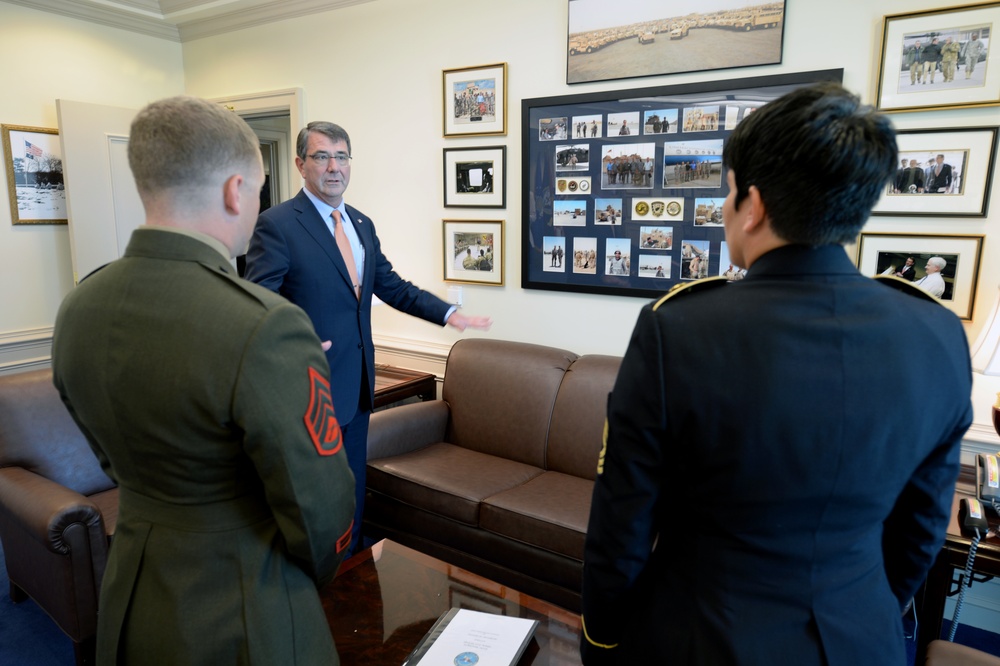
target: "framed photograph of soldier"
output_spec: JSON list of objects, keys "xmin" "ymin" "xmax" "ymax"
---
[
  {"xmin": 856, "ymin": 232, "xmax": 984, "ymax": 320},
  {"xmin": 871, "ymin": 126, "xmax": 998, "ymax": 217},
  {"xmin": 2, "ymin": 124, "xmax": 66, "ymax": 225},
  {"xmin": 874, "ymin": 3, "xmax": 999, "ymax": 112},
  {"xmin": 443, "ymin": 219, "xmax": 504, "ymax": 286},
  {"xmin": 566, "ymin": 0, "xmax": 787, "ymax": 85},
  {"xmin": 521, "ymin": 68, "xmax": 843, "ymax": 299},
  {"xmin": 443, "ymin": 63, "xmax": 508, "ymax": 137},
  {"xmin": 443, "ymin": 145, "xmax": 506, "ymax": 208}
]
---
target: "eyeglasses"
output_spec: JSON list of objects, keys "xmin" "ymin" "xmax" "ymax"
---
[{"xmin": 307, "ymin": 152, "xmax": 352, "ymax": 167}]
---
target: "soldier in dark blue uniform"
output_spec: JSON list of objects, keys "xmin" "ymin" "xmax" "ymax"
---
[{"xmin": 581, "ymin": 83, "xmax": 973, "ymax": 665}]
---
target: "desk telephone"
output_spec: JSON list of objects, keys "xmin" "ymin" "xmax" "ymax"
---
[{"xmin": 949, "ymin": 454, "xmax": 999, "ymax": 640}]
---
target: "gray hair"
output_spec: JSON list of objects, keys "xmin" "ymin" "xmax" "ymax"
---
[
  {"xmin": 928, "ymin": 256, "xmax": 947, "ymax": 270},
  {"xmin": 128, "ymin": 96, "xmax": 260, "ymax": 199},
  {"xmin": 296, "ymin": 121, "xmax": 352, "ymax": 159}
]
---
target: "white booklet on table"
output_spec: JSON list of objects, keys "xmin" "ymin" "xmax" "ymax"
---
[{"xmin": 402, "ymin": 607, "xmax": 538, "ymax": 666}]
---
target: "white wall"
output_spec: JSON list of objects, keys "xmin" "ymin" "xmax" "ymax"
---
[
  {"xmin": 179, "ymin": 0, "xmax": 1000, "ymax": 363},
  {"xmin": 0, "ymin": 2, "xmax": 184, "ymax": 371}
]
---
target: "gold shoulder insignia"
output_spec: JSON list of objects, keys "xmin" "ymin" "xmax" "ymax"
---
[
  {"xmin": 873, "ymin": 274, "xmax": 942, "ymax": 305},
  {"xmin": 652, "ymin": 276, "xmax": 729, "ymax": 311}
]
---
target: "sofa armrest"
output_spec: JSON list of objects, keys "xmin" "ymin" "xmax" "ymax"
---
[
  {"xmin": 368, "ymin": 400, "xmax": 450, "ymax": 460},
  {"xmin": 0, "ymin": 466, "xmax": 109, "ymax": 556}
]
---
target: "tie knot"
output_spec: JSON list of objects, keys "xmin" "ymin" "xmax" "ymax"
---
[{"xmin": 332, "ymin": 209, "xmax": 342, "ymax": 225}]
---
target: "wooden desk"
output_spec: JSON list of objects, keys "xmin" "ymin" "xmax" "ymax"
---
[
  {"xmin": 373, "ymin": 365, "xmax": 437, "ymax": 409},
  {"xmin": 915, "ymin": 486, "xmax": 1000, "ymax": 663},
  {"xmin": 321, "ymin": 540, "xmax": 582, "ymax": 665}
]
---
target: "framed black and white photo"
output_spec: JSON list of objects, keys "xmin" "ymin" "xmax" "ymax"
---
[
  {"xmin": 443, "ymin": 219, "xmax": 504, "ymax": 286},
  {"xmin": 874, "ymin": 3, "xmax": 1000, "ymax": 112},
  {"xmin": 857, "ymin": 232, "xmax": 984, "ymax": 320},
  {"xmin": 873, "ymin": 126, "xmax": 998, "ymax": 217},
  {"xmin": 567, "ymin": 0, "xmax": 786, "ymax": 84},
  {"xmin": 521, "ymin": 68, "xmax": 842, "ymax": 298},
  {"xmin": 443, "ymin": 146, "xmax": 506, "ymax": 208},
  {"xmin": 443, "ymin": 63, "xmax": 507, "ymax": 137},
  {"xmin": 2, "ymin": 124, "xmax": 66, "ymax": 225}
]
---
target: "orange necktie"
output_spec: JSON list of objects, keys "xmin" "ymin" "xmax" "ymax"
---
[{"xmin": 333, "ymin": 210, "xmax": 360, "ymax": 299}]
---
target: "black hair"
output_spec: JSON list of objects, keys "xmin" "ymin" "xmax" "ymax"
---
[{"xmin": 722, "ymin": 82, "xmax": 897, "ymax": 245}]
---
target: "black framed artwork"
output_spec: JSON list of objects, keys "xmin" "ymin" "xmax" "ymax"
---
[{"xmin": 520, "ymin": 68, "xmax": 843, "ymax": 298}]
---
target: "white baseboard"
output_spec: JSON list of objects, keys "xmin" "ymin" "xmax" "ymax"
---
[
  {"xmin": 0, "ymin": 327, "xmax": 52, "ymax": 375},
  {"xmin": 372, "ymin": 333, "xmax": 451, "ymax": 381}
]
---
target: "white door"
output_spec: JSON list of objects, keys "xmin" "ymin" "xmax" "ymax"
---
[{"xmin": 56, "ymin": 99, "xmax": 141, "ymax": 284}]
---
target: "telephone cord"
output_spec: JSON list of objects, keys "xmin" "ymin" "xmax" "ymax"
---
[{"xmin": 948, "ymin": 529, "xmax": 981, "ymax": 641}]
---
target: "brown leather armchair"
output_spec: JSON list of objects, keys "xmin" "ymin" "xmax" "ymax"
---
[{"xmin": 0, "ymin": 368, "xmax": 117, "ymax": 666}]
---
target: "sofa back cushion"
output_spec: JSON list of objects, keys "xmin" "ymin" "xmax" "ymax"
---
[
  {"xmin": 443, "ymin": 339, "xmax": 578, "ymax": 467},
  {"xmin": 546, "ymin": 355, "xmax": 621, "ymax": 480},
  {"xmin": 0, "ymin": 369, "xmax": 114, "ymax": 496}
]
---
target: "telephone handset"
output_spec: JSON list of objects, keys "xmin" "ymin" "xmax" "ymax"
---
[
  {"xmin": 959, "ymin": 497, "xmax": 989, "ymax": 538},
  {"xmin": 975, "ymin": 454, "xmax": 1000, "ymax": 510}
]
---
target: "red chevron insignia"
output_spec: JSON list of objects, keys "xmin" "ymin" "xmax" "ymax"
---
[{"xmin": 304, "ymin": 367, "xmax": 343, "ymax": 456}]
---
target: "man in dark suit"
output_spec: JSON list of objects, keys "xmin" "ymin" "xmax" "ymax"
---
[
  {"xmin": 895, "ymin": 159, "xmax": 924, "ymax": 193},
  {"xmin": 894, "ymin": 256, "xmax": 917, "ymax": 281},
  {"xmin": 246, "ymin": 121, "xmax": 491, "ymax": 551},
  {"xmin": 581, "ymin": 83, "xmax": 972, "ymax": 665},
  {"xmin": 53, "ymin": 97, "xmax": 356, "ymax": 664},
  {"xmin": 926, "ymin": 153, "xmax": 953, "ymax": 193}
]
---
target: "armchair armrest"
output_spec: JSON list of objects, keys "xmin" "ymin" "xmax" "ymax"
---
[
  {"xmin": 0, "ymin": 466, "xmax": 109, "ymax": 556},
  {"xmin": 367, "ymin": 400, "xmax": 450, "ymax": 460}
]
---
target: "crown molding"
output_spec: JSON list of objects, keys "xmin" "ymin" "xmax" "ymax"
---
[{"xmin": 1, "ymin": 0, "xmax": 376, "ymax": 43}]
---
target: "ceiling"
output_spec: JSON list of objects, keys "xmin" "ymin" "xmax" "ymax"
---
[{"xmin": 2, "ymin": 0, "xmax": 375, "ymax": 42}]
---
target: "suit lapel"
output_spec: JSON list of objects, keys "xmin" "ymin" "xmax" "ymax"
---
[{"xmin": 293, "ymin": 191, "xmax": 357, "ymax": 295}]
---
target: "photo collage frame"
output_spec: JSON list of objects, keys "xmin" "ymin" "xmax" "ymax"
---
[{"xmin": 521, "ymin": 69, "xmax": 843, "ymax": 298}]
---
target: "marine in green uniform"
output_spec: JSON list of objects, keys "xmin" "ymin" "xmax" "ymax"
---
[{"xmin": 52, "ymin": 96, "xmax": 355, "ymax": 665}]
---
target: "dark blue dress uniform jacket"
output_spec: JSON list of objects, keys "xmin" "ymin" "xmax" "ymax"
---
[{"xmin": 582, "ymin": 244, "xmax": 973, "ymax": 665}]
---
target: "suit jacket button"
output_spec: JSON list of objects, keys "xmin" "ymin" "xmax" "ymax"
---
[{"xmin": 357, "ymin": 343, "xmax": 363, "ymax": 349}]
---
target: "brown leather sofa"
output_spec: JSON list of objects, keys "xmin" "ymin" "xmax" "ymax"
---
[
  {"xmin": 0, "ymin": 368, "xmax": 117, "ymax": 666},
  {"xmin": 364, "ymin": 339, "xmax": 621, "ymax": 612}
]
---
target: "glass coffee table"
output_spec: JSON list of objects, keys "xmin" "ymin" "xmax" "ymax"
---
[{"xmin": 320, "ymin": 539, "xmax": 583, "ymax": 665}]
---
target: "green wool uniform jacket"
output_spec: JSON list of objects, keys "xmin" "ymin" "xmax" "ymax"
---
[{"xmin": 52, "ymin": 227, "xmax": 355, "ymax": 666}]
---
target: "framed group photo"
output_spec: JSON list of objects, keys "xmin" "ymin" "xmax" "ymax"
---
[
  {"xmin": 874, "ymin": 3, "xmax": 1000, "ymax": 112},
  {"xmin": 857, "ymin": 232, "xmax": 984, "ymax": 320},
  {"xmin": 443, "ymin": 219, "xmax": 504, "ymax": 286},
  {"xmin": 872, "ymin": 126, "xmax": 998, "ymax": 217},
  {"xmin": 521, "ymin": 68, "xmax": 843, "ymax": 299},
  {"xmin": 443, "ymin": 63, "xmax": 507, "ymax": 137},
  {"xmin": 443, "ymin": 146, "xmax": 506, "ymax": 208},
  {"xmin": 566, "ymin": 0, "xmax": 786, "ymax": 84},
  {"xmin": 2, "ymin": 124, "xmax": 67, "ymax": 225}
]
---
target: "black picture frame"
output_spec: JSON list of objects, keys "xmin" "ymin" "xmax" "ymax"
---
[
  {"xmin": 520, "ymin": 68, "xmax": 843, "ymax": 299},
  {"xmin": 443, "ymin": 145, "xmax": 506, "ymax": 208}
]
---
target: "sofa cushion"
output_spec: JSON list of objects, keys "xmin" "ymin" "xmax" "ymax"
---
[
  {"xmin": 546, "ymin": 354, "xmax": 621, "ymax": 480},
  {"xmin": 367, "ymin": 443, "xmax": 543, "ymax": 526},
  {"xmin": 443, "ymin": 339, "xmax": 577, "ymax": 468},
  {"xmin": 480, "ymin": 471, "xmax": 592, "ymax": 561}
]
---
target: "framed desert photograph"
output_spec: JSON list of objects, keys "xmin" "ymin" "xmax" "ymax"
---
[
  {"xmin": 857, "ymin": 232, "xmax": 984, "ymax": 320},
  {"xmin": 443, "ymin": 219, "xmax": 504, "ymax": 286},
  {"xmin": 2, "ymin": 124, "xmax": 66, "ymax": 225},
  {"xmin": 872, "ymin": 126, "xmax": 997, "ymax": 217},
  {"xmin": 443, "ymin": 146, "xmax": 506, "ymax": 208},
  {"xmin": 443, "ymin": 63, "xmax": 507, "ymax": 137},
  {"xmin": 567, "ymin": 0, "xmax": 786, "ymax": 84},
  {"xmin": 874, "ymin": 3, "xmax": 999, "ymax": 112}
]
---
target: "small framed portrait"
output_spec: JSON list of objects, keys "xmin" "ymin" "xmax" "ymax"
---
[
  {"xmin": 600, "ymin": 143, "xmax": 656, "ymax": 190},
  {"xmin": 443, "ymin": 63, "xmax": 508, "ymax": 137},
  {"xmin": 2, "ymin": 124, "xmax": 67, "ymax": 225},
  {"xmin": 443, "ymin": 219, "xmax": 504, "ymax": 286},
  {"xmin": 874, "ymin": 3, "xmax": 1000, "ymax": 112},
  {"xmin": 662, "ymin": 140, "xmax": 723, "ymax": 188},
  {"xmin": 872, "ymin": 127, "xmax": 997, "ymax": 217},
  {"xmin": 857, "ymin": 232, "xmax": 984, "ymax": 320},
  {"xmin": 643, "ymin": 109, "xmax": 678, "ymax": 135},
  {"xmin": 443, "ymin": 146, "xmax": 506, "ymax": 208}
]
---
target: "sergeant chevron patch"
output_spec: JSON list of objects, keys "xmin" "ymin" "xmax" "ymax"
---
[{"xmin": 304, "ymin": 367, "xmax": 343, "ymax": 456}]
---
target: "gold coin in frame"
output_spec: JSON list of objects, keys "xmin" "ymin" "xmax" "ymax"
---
[
  {"xmin": 651, "ymin": 201, "xmax": 665, "ymax": 217},
  {"xmin": 568, "ymin": 180, "xmax": 578, "ymax": 192},
  {"xmin": 666, "ymin": 201, "xmax": 682, "ymax": 217},
  {"xmin": 635, "ymin": 201, "xmax": 650, "ymax": 216}
]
